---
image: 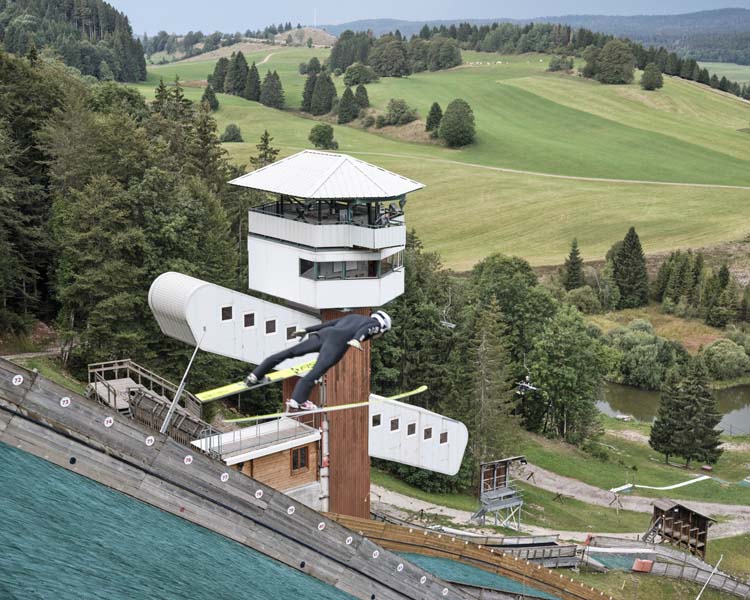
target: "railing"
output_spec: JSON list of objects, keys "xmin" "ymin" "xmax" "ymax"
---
[{"xmin": 88, "ymin": 359, "xmax": 202, "ymax": 418}]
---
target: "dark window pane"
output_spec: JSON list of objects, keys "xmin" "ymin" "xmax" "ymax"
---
[
  {"xmin": 286, "ymin": 326, "xmax": 297, "ymax": 340},
  {"xmin": 390, "ymin": 418, "xmax": 399, "ymax": 432},
  {"xmin": 424, "ymin": 427, "xmax": 432, "ymax": 440},
  {"xmin": 244, "ymin": 313, "xmax": 255, "ymax": 328},
  {"xmin": 440, "ymin": 431, "xmax": 448, "ymax": 444},
  {"xmin": 300, "ymin": 446, "xmax": 308, "ymax": 468},
  {"xmin": 372, "ymin": 414, "xmax": 381, "ymax": 427},
  {"xmin": 407, "ymin": 423, "xmax": 416, "ymax": 436},
  {"xmin": 221, "ymin": 306, "xmax": 233, "ymax": 321},
  {"xmin": 266, "ymin": 319, "xmax": 276, "ymax": 334}
]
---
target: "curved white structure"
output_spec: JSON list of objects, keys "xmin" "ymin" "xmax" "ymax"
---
[{"xmin": 148, "ymin": 272, "xmax": 320, "ymax": 368}]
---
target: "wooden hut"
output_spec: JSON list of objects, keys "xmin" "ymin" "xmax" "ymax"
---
[{"xmin": 648, "ymin": 499, "xmax": 715, "ymax": 559}]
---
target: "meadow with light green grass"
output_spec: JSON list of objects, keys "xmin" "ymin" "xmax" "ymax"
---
[
  {"xmin": 135, "ymin": 48, "xmax": 750, "ymax": 269},
  {"xmin": 700, "ymin": 61, "xmax": 750, "ymax": 83}
]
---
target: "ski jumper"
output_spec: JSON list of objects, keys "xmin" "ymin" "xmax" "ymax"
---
[{"xmin": 251, "ymin": 314, "xmax": 384, "ymax": 404}]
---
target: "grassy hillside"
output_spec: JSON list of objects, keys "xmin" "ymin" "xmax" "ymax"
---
[{"xmin": 134, "ymin": 49, "xmax": 750, "ymax": 269}]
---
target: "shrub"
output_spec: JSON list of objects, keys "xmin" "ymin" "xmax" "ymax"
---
[
  {"xmin": 438, "ymin": 98, "xmax": 475, "ymax": 147},
  {"xmin": 343, "ymin": 62, "xmax": 379, "ymax": 86},
  {"xmin": 308, "ymin": 123, "xmax": 338, "ymax": 150},
  {"xmin": 702, "ymin": 339, "xmax": 750, "ymax": 380},
  {"xmin": 565, "ymin": 286, "xmax": 602, "ymax": 314},
  {"xmin": 375, "ymin": 115, "xmax": 386, "ymax": 128},
  {"xmin": 641, "ymin": 62, "xmax": 664, "ymax": 91},
  {"xmin": 219, "ymin": 123, "xmax": 243, "ymax": 142},
  {"xmin": 548, "ymin": 56, "xmax": 574, "ymax": 72},
  {"xmin": 354, "ymin": 84, "xmax": 369, "ymax": 108},
  {"xmin": 362, "ymin": 115, "xmax": 375, "ymax": 128},
  {"xmin": 384, "ymin": 98, "xmax": 418, "ymax": 126},
  {"xmin": 333, "ymin": 68, "xmax": 342, "ymax": 77},
  {"xmin": 298, "ymin": 61, "xmax": 308, "ymax": 75}
]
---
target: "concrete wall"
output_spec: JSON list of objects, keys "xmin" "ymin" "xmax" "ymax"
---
[{"xmin": 0, "ymin": 358, "xmax": 471, "ymax": 600}]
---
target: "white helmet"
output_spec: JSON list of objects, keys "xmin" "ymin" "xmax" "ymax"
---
[{"xmin": 371, "ymin": 310, "xmax": 392, "ymax": 333}]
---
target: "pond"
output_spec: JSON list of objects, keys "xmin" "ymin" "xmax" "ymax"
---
[{"xmin": 597, "ymin": 382, "xmax": 750, "ymax": 436}]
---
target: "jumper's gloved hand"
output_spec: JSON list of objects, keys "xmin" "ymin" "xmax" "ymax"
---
[
  {"xmin": 292, "ymin": 329, "xmax": 307, "ymax": 338},
  {"xmin": 347, "ymin": 339, "xmax": 363, "ymax": 351}
]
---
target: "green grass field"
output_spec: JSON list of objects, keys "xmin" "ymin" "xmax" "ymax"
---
[
  {"xmin": 700, "ymin": 62, "xmax": 750, "ymax": 83},
  {"xmin": 371, "ymin": 469, "xmax": 649, "ymax": 534},
  {"xmin": 134, "ymin": 48, "xmax": 750, "ymax": 269},
  {"xmin": 522, "ymin": 433, "xmax": 750, "ymax": 506}
]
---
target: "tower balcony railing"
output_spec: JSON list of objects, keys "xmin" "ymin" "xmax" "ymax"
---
[{"xmin": 249, "ymin": 202, "xmax": 405, "ymax": 250}]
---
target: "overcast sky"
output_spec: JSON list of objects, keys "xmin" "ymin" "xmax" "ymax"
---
[{"xmin": 110, "ymin": 1, "xmax": 750, "ymax": 35}]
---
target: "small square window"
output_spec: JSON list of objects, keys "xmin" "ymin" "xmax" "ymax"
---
[
  {"xmin": 424, "ymin": 427, "xmax": 432, "ymax": 440},
  {"xmin": 244, "ymin": 313, "xmax": 255, "ymax": 328},
  {"xmin": 291, "ymin": 446, "xmax": 309, "ymax": 472},
  {"xmin": 407, "ymin": 422, "xmax": 416, "ymax": 436},
  {"xmin": 286, "ymin": 326, "xmax": 297, "ymax": 340},
  {"xmin": 265, "ymin": 319, "xmax": 276, "ymax": 334},
  {"xmin": 372, "ymin": 414, "xmax": 381, "ymax": 427},
  {"xmin": 440, "ymin": 431, "xmax": 448, "ymax": 444},
  {"xmin": 221, "ymin": 306, "xmax": 233, "ymax": 321},
  {"xmin": 390, "ymin": 417, "xmax": 399, "ymax": 432}
]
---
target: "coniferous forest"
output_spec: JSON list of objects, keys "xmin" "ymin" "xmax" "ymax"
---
[{"xmin": 0, "ymin": 0, "xmax": 146, "ymax": 81}]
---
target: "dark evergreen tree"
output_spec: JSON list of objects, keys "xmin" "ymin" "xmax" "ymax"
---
[
  {"xmin": 243, "ymin": 62, "xmax": 261, "ymax": 101},
  {"xmin": 425, "ymin": 102, "xmax": 443, "ymax": 132},
  {"xmin": 614, "ymin": 227, "xmax": 649, "ymax": 308},
  {"xmin": 562, "ymin": 238, "xmax": 585, "ymax": 290},
  {"xmin": 337, "ymin": 86, "xmax": 358, "ymax": 124},
  {"xmin": 310, "ymin": 72, "xmax": 337, "ymax": 116},
  {"xmin": 354, "ymin": 84, "xmax": 369, "ymax": 108},
  {"xmin": 249, "ymin": 130, "xmax": 280, "ymax": 168},
  {"xmin": 209, "ymin": 57, "xmax": 229, "ymax": 93},
  {"xmin": 649, "ymin": 369, "xmax": 682, "ymax": 463},
  {"xmin": 201, "ymin": 84, "xmax": 219, "ymax": 111},
  {"xmin": 219, "ymin": 123, "xmax": 243, "ymax": 142},
  {"xmin": 307, "ymin": 57, "xmax": 322, "ymax": 74},
  {"xmin": 301, "ymin": 72, "xmax": 318, "ymax": 113},
  {"xmin": 259, "ymin": 71, "xmax": 285, "ymax": 109},
  {"xmin": 224, "ymin": 51, "xmax": 249, "ymax": 95}
]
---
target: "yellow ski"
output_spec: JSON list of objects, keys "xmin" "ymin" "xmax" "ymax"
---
[
  {"xmin": 196, "ymin": 359, "xmax": 317, "ymax": 403},
  {"xmin": 223, "ymin": 385, "xmax": 428, "ymax": 424}
]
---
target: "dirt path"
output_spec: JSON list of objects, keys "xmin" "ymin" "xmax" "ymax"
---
[
  {"xmin": 343, "ymin": 150, "xmax": 750, "ymax": 191},
  {"xmin": 1, "ymin": 349, "xmax": 60, "ymax": 361},
  {"xmin": 607, "ymin": 428, "xmax": 750, "ymax": 455},
  {"xmin": 258, "ymin": 52, "xmax": 276, "ymax": 65}
]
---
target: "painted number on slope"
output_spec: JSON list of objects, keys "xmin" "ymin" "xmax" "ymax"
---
[
  {"xmin": 103, "ymin": 416, "xmax": 114, "ymax": 428},
  {"xmin": 60, "ymin": 397, "xmax": 71, "ymax": 408},
  {"xmin": 11, "ymin": 374, "xmax": 23, "ymax": 386}
]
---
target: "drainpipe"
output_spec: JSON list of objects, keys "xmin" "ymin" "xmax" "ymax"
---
[{"xmin": 319, "ymin": 381, "xmax": 329, "ymax": 512}]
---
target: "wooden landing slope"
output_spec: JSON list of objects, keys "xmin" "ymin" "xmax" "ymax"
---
[
  {"xmin": 0, "ymin": 358, "xmax": 471, "ymax": 600},
  {"xmin": 329, "ymin": 514, "xmax": 614, "ymax": 600}
]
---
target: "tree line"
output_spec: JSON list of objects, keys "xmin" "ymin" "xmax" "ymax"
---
[
  {"xmin": 328, "ymin": 30, "xmax": 462, "ymax": 78},
  {"xmin": 410, "ymin": 20, "xmax": 750, "ymax": 99},
  {"xmin": 207, "ymin": 51, "xmax": 284, "ymax": 109},
  {"xmin": 0, "ymin": 0, "xmax": 146, "ymax": 81}
]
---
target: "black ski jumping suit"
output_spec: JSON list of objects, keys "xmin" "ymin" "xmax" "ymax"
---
[{"xmin": 251, "ymin": 314, "xmax": 383, "ymax": 404}]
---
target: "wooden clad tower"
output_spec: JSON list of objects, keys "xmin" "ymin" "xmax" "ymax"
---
[{"xmin": 232, "ymin": 150, "xmax": 424, "ymax": 518}]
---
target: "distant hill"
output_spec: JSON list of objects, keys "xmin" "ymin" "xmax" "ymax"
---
[
  {"xmin": 0, "ymin": 0, "xmax": 146, "ymax": 81},
  {"xmin": 323, "ymin": 9, "xmax": 750, "ymax": 63},
  {"xmin": 274, "ymin": 27, "xmax": 336, "ymax": 47}
]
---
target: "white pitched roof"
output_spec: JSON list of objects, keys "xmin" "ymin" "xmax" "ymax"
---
[{"xmin": 228, "ymin": 150, "xmax": 424, "ymax": 199}]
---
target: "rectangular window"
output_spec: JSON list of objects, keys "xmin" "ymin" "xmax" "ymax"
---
[
  {"xmin": 424, "ymin": 427, "xmax": 432, "ymax": 440},
  {"xmin": 243, "ymin": 313, "xmax": 255, "ymax": 328},
  {"xmin": 299, "ymin": 259, "xmax": 314, "ymax": 278},
  {"xmin": 407, "ymin": 422, "xmax": 416, "ymax": 436},
  {"xmin": 372, "ymin": 414, "xmax": 381, "ymax": 428},
  {"xmin": 265, "ymin": 319, "xmax": 276, "ymax": 335},
  {"xmin": 291, "ymin": 446, "xmax": 309, "ymax": 472},
  {"xmin": 440, "ymin": 431, "xmax": 448, "ymax": 445},
  {"xmin": 221, "ymin": 306, "xmax": 233, "ymax": 321},
  {"xmin": 390, "ymin": 417, "xmax": 399, "ymax": 432},
  {"xmin": 286, "ymin": 326, "xmax": 297, "ymax": 340}
]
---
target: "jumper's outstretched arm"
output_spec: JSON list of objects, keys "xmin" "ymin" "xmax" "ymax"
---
[{"xmin": 303, "ymin": 317, "xmax": 343, "ymax": 334}]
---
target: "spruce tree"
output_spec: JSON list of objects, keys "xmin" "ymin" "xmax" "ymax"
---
[
  {"xmin": 438, "ymin": 98, "xmax": 475, "ymax": 147},
  {"xmin": 649, "ymin": 368, "xmax": 682, "ymax": 463},
  {"xmin": 675, "ymin": 358, "xmax": 723, "ymax": 467},
  {"xmin": 640, "ymin": 62, "xmax": 663, "ymax": 91},
  {"xmin": 425, "ymin": 101, "xmax": 443, "ymax": 132},
  {"xmin": 337, "ymin": 86, "xmax": 358, "ymax": 124},
  {"xmin": 209, "ymin": 57, "xmax": 229, "ymax": 93},
  {"xmin": 259, "ymin": 70, "xmax": 285, "ymax": 109},
  {"xmin": 224, "ymin": 51, "xmax": 249, "ymax": 95},
  {"xmin": 354, "ymin": 84, "xmax": 369, "ymax": 108},
  {"xmin": 301, "ymin": 72, "xmax": 318, "ymax": 113},
  {"xmin": 249, "ymin": 130, "xmax": 280, "ymax": 169},
  {"xmin": 201, "ymin": 84, "xmax": 219, "ymax": 111},
  {"xmin": 614, "ymin": 227, "xmax": 649, "ymax": 308},
  {"xmin": 243, "ymin": 62, "xmax": 261, "ymax": 101},
  {"xmin": 562, "ymin": 238, "xmax": 585, "ymax": 290},
  {"xmin": 310, "ymin": 72, "xmax": 337, "ymax": 116}
]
